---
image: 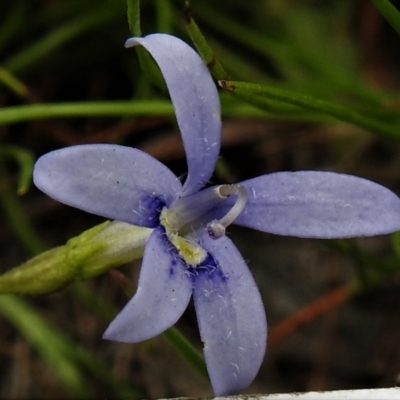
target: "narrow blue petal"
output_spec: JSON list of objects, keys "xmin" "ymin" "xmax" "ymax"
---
[
  {"xmin": 103, "ymin": 226, "xmax": 192, "ymax": 343},
  {"xmin": 33, "ymin": 144, "xmax": 182, "ymax": 227},
  {"xmin": 191, "ymin": 231, "xmax": 267, "ymax": 396},
  {"xmin": 126, "ymin": 34, "xmax": 221, "ymax": 195},
  {"xmin": 211, "ymin": 172, "xmax": 400, "ymax": 238}
]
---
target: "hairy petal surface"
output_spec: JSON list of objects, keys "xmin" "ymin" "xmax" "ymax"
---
[
  {"xmin": 103, "ymin": 226, "xmax": 192, "ymax": 343},
  {"xmin": 192, "ymin": 231, "xmax": 267, "ymax": 396},
  {"xmin": 34, "ymin": 144, "xmax": 182, "ymax": 228},
  {"xmin": 126, "ymin": 34, "xmax": 221, "ymax": 195},
  {"xmin": 211, "ymin": 172, "xmax": 400, "ymax": 238}
]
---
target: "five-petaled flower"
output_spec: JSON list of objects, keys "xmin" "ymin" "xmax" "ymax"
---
[{"xmin": 33, "ymin": 33, "xmax": 400, "ymax": 395}]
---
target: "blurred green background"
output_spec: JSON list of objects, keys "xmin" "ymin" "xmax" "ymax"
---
[{"xmin": 2, "ymin": 0, "xmax": 400, "ymax": 398}]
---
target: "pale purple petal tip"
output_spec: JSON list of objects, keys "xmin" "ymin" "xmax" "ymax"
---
[
  {"xmin": 103, "ymin": 226, "xmax": 192, "ymax": 343},
  {"xmin": 126, "ymin": 34, "xmax": 221, "ymax": 195},
  {"xmin": 240, "ymin": 171, "xmax": 400, "ymax": 238},
  {"xmin": 209, "ymin": 171, "xmax": 400, "ymax": 238},
  {"xmin": 33, "ymin": 144, "xmax": 182, "ymax": 227},
  {"xmin": 192, "ymin": 231, "xmax": 267, "ymax": 396}
]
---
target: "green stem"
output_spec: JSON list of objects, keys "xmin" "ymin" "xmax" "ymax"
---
[
  {"xmin": 156, "ymin": 0, "xmax": 173, "ymax": 33},
  {"xmin": 0, "ymin": 2, "xmax": 27, "ymax": 54},
  {"xmin": 162, "ymin": 327, "xmax": 208, "ymax": 379},
  {"xmin": 4, "ymin": 2, "xmax": 124, "ymax": 74},
  {"xmin": 0, "ymin": 98, "xmax": 334, "ymax": 127},
  {"xmin": 127, "ymin": 0, "xmax": 141, "ymax": 35},
  {"xmin": 0, "ymin": 295, "xmax": 93, "ymax": 397},
  {"xmin": 220, "ymin": 80, "xmax": 400, "ymax": 140},
  {"xmin": 183, "ymin": 2, "xmax": 229, "ymax": 81},
  {"xmin": 126, "ymin": 0, "xmax": 166, "ymax": 90},
  {"xmin": 0, "ymin": 67, "xmax": 30, "ymax": 99},
  {"xmin": 0, "ymin": 145, "xmax": 34, "ymax": 194},
  {"xmin": 194, "ymin": 2, "xmax": 390, "ymax": 104},
  {"xmin": 0, "ymin": 100, "xmax": 174, "ymax": 126},
  {"xmin": 0, "ymin": 163, "xmax": 45, "ymax": 255},
  {"xmin": 0, "ymin": 294, "xmax": 141, "ymax": 398},
  {"xmin": 371, "ymin": 0, "xmax": 400, "ymax": 36}
]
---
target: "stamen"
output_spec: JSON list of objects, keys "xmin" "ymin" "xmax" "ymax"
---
[
  {"xmin": 207, "ymin": 184, "xmax": 248, "ymax": 239},
  {"xmin": 217, "ymin": 184, "xmax": 248, "ymax": 227}
]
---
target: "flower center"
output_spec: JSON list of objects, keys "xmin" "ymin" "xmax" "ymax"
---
[{"xmin": 159, "ymin": 184, "xmax": 248, "ymax": 265}]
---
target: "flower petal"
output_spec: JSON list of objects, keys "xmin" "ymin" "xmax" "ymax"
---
[
  {"xmin": 33, "ymin": 144, "xmax": 182, "ymax": 227},
  {"xmin": 103, "ymin": 226, "xmax": 192, "ymax": 343},
  {"xmin": 126, "ymin": 34, "xmax": 221, "ymax": 195},
  {"xmin": 212, "ymin": 171, "xmax": 400, "ymax": 238},
  {"xmin": 191, "ymin": 231, "xmax": 267, "ymax": 395}
]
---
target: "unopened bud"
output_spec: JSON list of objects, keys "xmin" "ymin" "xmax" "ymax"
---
[{"xmin": 0, "ymin": 221, "xmax": 152, "ymax": 295}]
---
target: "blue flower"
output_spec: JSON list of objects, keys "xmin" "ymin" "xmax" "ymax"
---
[{"xmin": 33, "ymin": 33, "xmax": 400, "ymax": 395}]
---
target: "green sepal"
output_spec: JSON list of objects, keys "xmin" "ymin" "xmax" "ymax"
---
[
  {"xmin": 75, "ymin": 221, "xmax": 151, "ymax": 279},
  {"xmin": 0, "ymin": 246, "xmax": 72, "ymax": 295},
  {"xmin": 64, "ymin": 221, "xmax": 110, "ymax": 279}
]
